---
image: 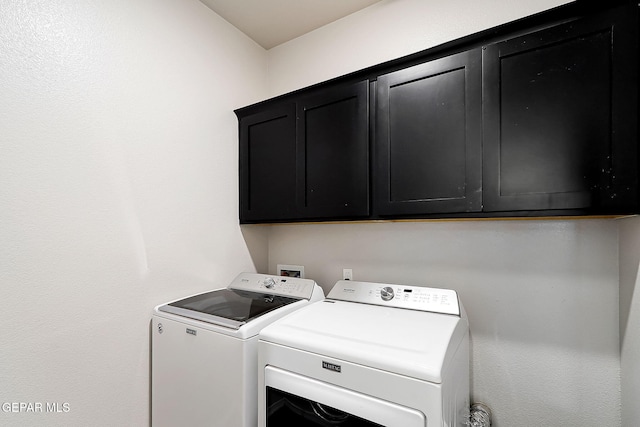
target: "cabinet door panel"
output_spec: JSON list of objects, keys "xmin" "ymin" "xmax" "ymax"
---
[
  {"xmin": 239, "ymin": 104, "xmax": 296, "ymax": 222},
  {"xmin": 483, "ymin": 7, "xmax": 638, "ymax": 212},
  {"xmin": 376, "ymin": 49, "xmax": 482, "ymax": 216},
  {"xmin": 297, "ymin": 81, "xmax": 369, "ymax": 219}
]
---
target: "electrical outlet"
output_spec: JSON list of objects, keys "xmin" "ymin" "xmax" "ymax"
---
[{"xmin": 343, "ymin": 269, "xmax": 353, "ymax": 281}]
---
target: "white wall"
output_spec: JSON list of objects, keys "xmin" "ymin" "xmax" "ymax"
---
[
  {"xmin": 0, "ymin": 0, "xmax": 268, "ymax": 425},
  {"xmin": 619, "ymin": 216, "xmax": 640, "ymax": 427},
  {"xmin": 267, "ymin": 0, "xmax": 573, "ymax": 96},
  {"xmin": 267, "ymin": 220, "xmax": 620, "ymax": 426},
  {"xmin": 264, "ymin": 0, "xmax": 624, "ymax": 425}
]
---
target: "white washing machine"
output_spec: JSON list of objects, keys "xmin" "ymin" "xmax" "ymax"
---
[
  {"xmin": 151, "ymin": 272, "xmax": 325, "ymax": 427},
  {"xmin": 258, "ymin": 279, "xmax": 469, "ymax": 427}
]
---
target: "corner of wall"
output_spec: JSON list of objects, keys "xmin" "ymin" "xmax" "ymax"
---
[{"xmin": 617, "ymin": 215, "xmax": 640, "ymax": 426}]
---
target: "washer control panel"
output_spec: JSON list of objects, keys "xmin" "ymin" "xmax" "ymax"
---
[
  {"xmin": 327, "ymin": 280, "xmax": 460, "ymax": 316},
  {"xmin": 230, "ymin": 272, "xmax": 317, "ymax": 299}
]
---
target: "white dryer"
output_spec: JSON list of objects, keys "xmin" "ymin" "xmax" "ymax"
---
[
  {"xmin": 258, "ymin": 279, "xmax": 469, "ymax": 427},
  {"xmin": 151, "ymin": 272, "xmax": 324, "ymax": 427}
]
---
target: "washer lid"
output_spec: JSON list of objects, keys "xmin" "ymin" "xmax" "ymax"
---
[
  {"xmin": 259, "ymin": 299, "xmax": 468, "ymax": 383},
  {"xmin": 158, "ymin": 289, "xmax": 300, "ymax": 330}
]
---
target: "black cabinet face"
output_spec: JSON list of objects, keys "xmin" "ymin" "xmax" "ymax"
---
[
  {"xmin": 239, "ymin": 104, "xmax": 297, "ymax": 222},
  {"xmin": 297, "ymin": 81, "xmax": 369, "ymax": 219},
  {"xmin": 238, "ymin": 82, "xmax": 369, "ymax": 223},
  {"xmin": 499, "ymin": 34, "xmax": 610, "ymax": 197},
  {"xmin": 237, "ymin": 3, "xmax": 638, "ymax": 223},
  {"xmin": 483, "ymin": 7, "xmax": 638, "ymax": 212},
  {"xmin": 389, "ymin": 68, "xmax": 466, "ymax": 202},
  {"xmin": 376, "ymin": 49, "xmax": 482, "ymax": 216}
]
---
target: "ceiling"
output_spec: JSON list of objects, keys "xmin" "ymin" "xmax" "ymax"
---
[{"xmin": 199, "ymin": 0, "xmax": 384, "ymax": 49}]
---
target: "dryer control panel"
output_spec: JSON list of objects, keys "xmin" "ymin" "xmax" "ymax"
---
[
  {"xmin": 327, "ymin": 280, "xmax": 460, "ymax": 316},
  {"xmin": 229, "ymin": 272, "xmax": 318, "ymax": 300}
]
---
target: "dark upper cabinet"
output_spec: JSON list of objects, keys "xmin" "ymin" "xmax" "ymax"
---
[
  {"xmin": 238, "ymin": 104, "xmax": 296, "ymax": 223},
  {"xmin": 237, "ymin": 81, "xmax": 369, "ymax": 223},
  {"xmin": 237, "ymin": 2, "xmax": 638, "ymax": 223},
  {"xmin": 482, "ymin": 6, "xmax": 638, "ymax": 213},
  {"xmin": 296, "ymin": 81, "xmax": 369, "ymax": 219},
  {"xmin": 375, "ymin": 49, "xmax": 482, "ymax": 216}
]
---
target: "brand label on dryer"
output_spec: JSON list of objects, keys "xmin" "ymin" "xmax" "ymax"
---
[
  {"xmin": 186, "ymin": 328, "xmax": 197, "ymax": 336},
  {"xmin": 322, "ymin": 361, "xmax": 341, "ymax": 373}
]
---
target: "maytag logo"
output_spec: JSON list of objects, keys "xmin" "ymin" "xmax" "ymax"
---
[
  {"xmin": 186, "ymin": 328, "xmax": 197, "ymax": 336},
  {"xmin": 322, "ymin": 361, "xmax": 341, "ymax": 373}
]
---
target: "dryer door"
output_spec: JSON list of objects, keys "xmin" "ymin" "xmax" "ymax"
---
[{"xmin": 265, "ymin": 366, "xmax": 426, "ymax": 427}]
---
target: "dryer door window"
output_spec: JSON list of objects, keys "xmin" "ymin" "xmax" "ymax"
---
[
  {"xmin": 267, "ymin": 387, "xmax": 382, "ymax": 426},
  {"xmin": 264, "ymin": 366, "xmax": 426, "ymax": 427}
]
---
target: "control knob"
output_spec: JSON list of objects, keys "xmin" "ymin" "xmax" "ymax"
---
[
  {"xmin": 380, "ymin": 286, "xmax": 395, "ymax": 301},
  {"xmin": 263, "ymin": 277, "xmax": 276, "ymax": 289}
]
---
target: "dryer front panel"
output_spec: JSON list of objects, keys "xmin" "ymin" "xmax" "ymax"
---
[{"xmin": 264, "ymin": 366, "xmax": 426, "ymax": 427}]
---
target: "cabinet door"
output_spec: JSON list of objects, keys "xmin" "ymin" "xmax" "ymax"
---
[
  {"xmin": 483, "ymin": 7, "xmax": 638, "ymax": 212},
  {"xmin": 375, "ymin": 49, "xmax": 482, "ymax": 216},
  {"xmin": 296, "ymin": 81, "xmax": 369, "ymax": 219},
  {"xmin": 238, "ymin": 104, "xmax": 296, "ymax": 223}
]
